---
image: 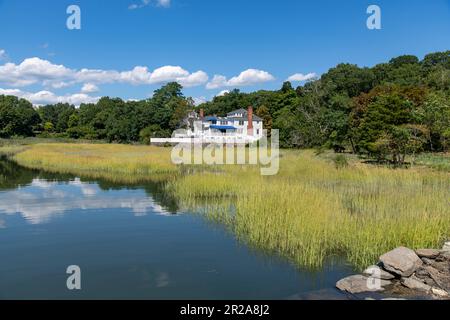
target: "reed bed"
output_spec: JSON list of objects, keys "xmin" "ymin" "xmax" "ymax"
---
[
  {"xmin": 10, "ymin": 143, "xmax": 178, "ymax": 183},
  {"xmin": 0, "ymin": 145, "xmax": 28, "ymax": 156},
  {"xmin": 3, "ymin": 143, "xmax": 450, "ymax": 269},
  {"xmin": 170, "ymin": 150, "xmax": 450, "ymax": 269}
]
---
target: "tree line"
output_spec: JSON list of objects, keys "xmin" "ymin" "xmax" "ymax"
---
[
  {"xmin": 0, "ymin": 50, "xmax": 449, "ymax": 165},
  {"xmin": 201, "ymin": 51, "xmax": 450, "ymax": 164},
  {"xmin": 0, "ymin": 82, "xmax": 191, "ymax": 144}
]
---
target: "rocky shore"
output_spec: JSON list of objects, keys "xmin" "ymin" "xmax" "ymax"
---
[{"xmin": 336, "ymin": 243, "xmax": 450, "ymax": 300}]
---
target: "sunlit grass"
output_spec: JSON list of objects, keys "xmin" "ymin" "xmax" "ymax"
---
[
  {"xmin": 170, "ymin": 150, "xmax": 450, "ymax": 269},
  {"xmin": 0, "ymin": 145, "xmax": 28, "ymax": 156},
  {"xmin": 3, "ymin": 143, "xmax": 450, "ymax": 269},
  {"xmin": 413, "ymin": 153, "xmax": 450, "ymax": 172},
  {"xmin": 10, "ymin": 143, "xmax": 178, "ymax": 183}
]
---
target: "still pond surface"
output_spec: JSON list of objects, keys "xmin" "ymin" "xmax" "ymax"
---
[{"xmin": 0, "ymin": 157, "xmax": 354, "ymax": 299}]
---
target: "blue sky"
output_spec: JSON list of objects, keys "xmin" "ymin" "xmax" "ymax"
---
[{"xmin": 0, "ymin": 0, "xmax": 449, "ymax": 105}]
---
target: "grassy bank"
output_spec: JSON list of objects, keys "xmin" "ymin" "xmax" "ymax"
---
[
  {"xmin": 1, "ymin": 142, "xmax": 449, "ymax": 269},
  {"xmin": 6, "ymin": 143, "xmax": 178, "ymax": 182}
]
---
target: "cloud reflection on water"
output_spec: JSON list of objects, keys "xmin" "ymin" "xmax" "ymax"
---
[{"xmin": 0, "ymin": 178, "xmax": 171, "ymax": 225}]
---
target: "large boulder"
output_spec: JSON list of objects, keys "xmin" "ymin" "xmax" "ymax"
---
[
  {"xmin": 380, "ymin": 247, "xmax": 423, "ymax": 277},
  {"xmin": 336, "ymin": 275, "xmax": 390, "ymax": 294}
]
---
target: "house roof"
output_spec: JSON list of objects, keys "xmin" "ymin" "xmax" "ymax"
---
[
  {"xmin": 227, "ymin": 109, "xmax": 247, "ymax": 116},
  {"xmin": 226, "ymin": 109, "xmax": 263, "ymax": 122},
  {"xmin": 228, "ymin": 116, "xmax": 263, "ymax": 122},
  {"xmin": 202, "ymin": 109, "xmax": 263, "ymax": 123},
  {"xmin": 204, "ymin": 116, "xmax": 262, "ymax": 122}
]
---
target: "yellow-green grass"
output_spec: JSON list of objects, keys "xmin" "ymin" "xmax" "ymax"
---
[
  {"xmin": 169, "ymin": 150, "xmax": 450, "ymax": 269},
  {"xmin": 9, "ymin": 143, "xmax": 178, "ymax": 183},
  {"xmin": 2, "ymin": 143, "xmax": 450, "ymax": 269},
  {"xmin": 0, "ymin": 145, "xmax": 28, "ymax": 156}
]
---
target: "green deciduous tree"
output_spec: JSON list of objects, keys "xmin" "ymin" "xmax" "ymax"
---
[{"xmin": 0, "ymin": 95, "xmax": 40, "ymax": 138}]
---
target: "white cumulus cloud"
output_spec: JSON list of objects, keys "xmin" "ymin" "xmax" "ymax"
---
[
  {"xmin": 0, "ymin": 57, "xmax": 73, "ymax": 87},
  {"xmin": 206, "ymin": 69, "xmax": 275, "ymax": 89},
  {"xmin": 177, "ymin": 70, "xmax": 209, "ymax": 88},
  {"xmin": 0, "ymin": 88, "xmax": 100, "ymax": 106},
  {"xmin": 287, "ymin": 72, "xmax": 317, "ymax": 82},
  {"xmin": 193, "ymin": 96, "xmax": 207, "ymax": 106},
  {"xmin": 216, "ymin": 90, "xmax": 230, "ymax": 97},
  {"xmin": 0, "ymin": 57, "xmax": 208, "ymax": 88},
  {"xmin": 148, "ymin": 65, "xmax": 188, "ymax": 83},
  {"xmin": 81, "ymin": 83, "xmax": 99, "ymax": 93}
]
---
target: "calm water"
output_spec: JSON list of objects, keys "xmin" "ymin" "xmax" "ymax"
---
[{"xmin": 0, "ymin": 157, "xmax": 355, "ymax": 300}]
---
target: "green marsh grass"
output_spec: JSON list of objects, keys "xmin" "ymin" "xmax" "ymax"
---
[
  {"xmin": 10, "ymin": 143, "xmax": 178, "ymax": 183},
  {"xmin": 169, "ymin": 150, "xmax": 450, "ymax": 269},
  {"xmin": 3, "ymin": 143, "xmax": 450, "ymax": 269}
]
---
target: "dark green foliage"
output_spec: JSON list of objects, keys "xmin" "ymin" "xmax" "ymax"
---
[
  {"xmin": 389, "ymin": 55, "xmax": 420, "ymax": 68},
  {"xmin": 139, "ymin": 125, "xmax": 171, "ymax": 145},
  {"xmin": 255, "ymin": 105, "xmax": 272, "ymax": 136},
  {"xmin": 0, "ymin": 51, "xmax": 448, "ymax": 163},
  {"xmin": 0, "ymin": 95, "xmax": 40, "ymax": 137},
  {"xmin": 38, "ymin": 103, "xmax": 76, "ymax": 133}
]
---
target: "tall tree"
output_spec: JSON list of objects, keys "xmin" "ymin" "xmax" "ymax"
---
[{"xmin": 0, "ymin": 95, "xmax": 40, "ymax": 137}]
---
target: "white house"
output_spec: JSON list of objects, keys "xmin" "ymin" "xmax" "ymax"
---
[{"xmin": 152, "ymin": 106, "xmax": 265, "ymax": 144}]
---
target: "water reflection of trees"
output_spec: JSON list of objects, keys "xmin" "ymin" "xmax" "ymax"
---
[
  {"xmin": 0, "ymin": 157, "xmax": 179, "ymax": 214},
  {"xmin": 0, "ymin": 156, "xmax": 37, "ymax": 190},
  {"xmin": 92, "ymin": 179, "xmax": 180, "ymax": 214}
]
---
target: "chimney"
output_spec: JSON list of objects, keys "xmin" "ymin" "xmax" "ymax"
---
[
  {"xmin": 199, "ymin": 109, "xmax": 204, "ymax": 120},
  {"xmin": 247, "ymin": 106, "xmax": 254, "ymax": 136}
]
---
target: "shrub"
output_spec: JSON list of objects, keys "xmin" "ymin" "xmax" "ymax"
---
[{"xmin": 333, "ymin": 154, "xmax": 349, "ymax": 169}]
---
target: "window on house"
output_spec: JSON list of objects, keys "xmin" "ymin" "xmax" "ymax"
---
[{"xmin": 239, "ymin": 121, "xmax": 244, "ymax": 126}]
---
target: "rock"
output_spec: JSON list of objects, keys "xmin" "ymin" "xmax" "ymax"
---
[
  {"xmin": 401, "ymin": 276, "xmax": 432, "ymax": 292},
  {"xmin": 424, "ymin": 265, "xmax": 450, "ymax": 292},
  {"xmin": 363, "ymin": 265, "xmax": 396, "ymax": 280},
  {"xmin": 380, "ymin": 247, "xmax": 423, "ymax": 277},
  {"xmin": 416, "ymin": 249, "xmax": 440, "ymax": 259},
  {"xmin": 415, "ymin": 267, "xmax": 429, "ymax": 277},
  {"xmin": 427, "ymin": 260, "xmax": 450, "ymax": 275},
  {"xmin": 431, "ymin": 287, "xmax": 449, "ymax": 298},
  {"xmin": 336, "ymin": 275, "xmax": 390, "ymax": 294},
  {"xmin": 442, "ymin": 242, "xmax": 450, "ymax": 252},
  {"xmin": 422, "ymin": 258, "xmax": 434, "ymax": 265},
  {"xmin": 414, "ymin": 267, "xmax": 437, "ymax": 286},
  {"xmin": 437, "ymin": 251, "xmax": 450, "ymax": 262}
]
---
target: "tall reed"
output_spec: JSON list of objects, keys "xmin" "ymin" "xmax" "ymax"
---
[{"xmin": 4, "ymin": 143, "xmax": 450, "ymax": 269}]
